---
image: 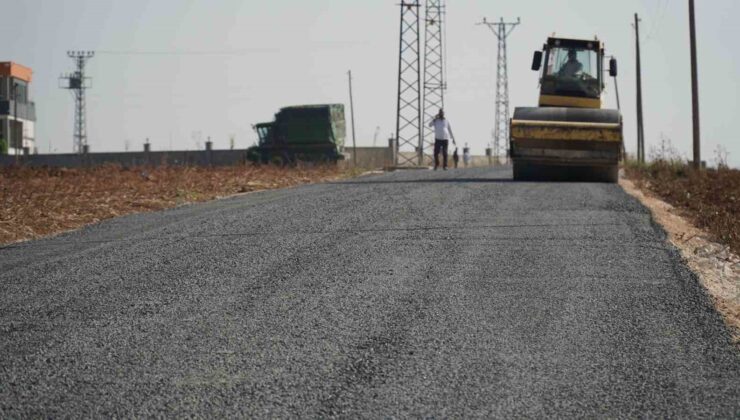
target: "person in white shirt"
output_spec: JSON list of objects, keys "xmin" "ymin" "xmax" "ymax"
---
[
  {"xmin": 463, "ymin": 143, "xmax": 471, "ymax": 167},
  {"xmin": 429, "ymin": 109, "xmax": 456, "ymax": 170}
]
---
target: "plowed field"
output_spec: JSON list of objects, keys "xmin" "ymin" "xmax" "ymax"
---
[
  {"xmin": 0, "ymin": 164, "xmax": 350, "ymax": 245},
  {"xmin": 626, "ymin": 162, "xmax": 740, "ymax": 255}
]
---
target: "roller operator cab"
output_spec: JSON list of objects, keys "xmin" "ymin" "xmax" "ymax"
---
[{"xmin": 510, "ymin": 37, "xmax": 623, "ymax": 182}]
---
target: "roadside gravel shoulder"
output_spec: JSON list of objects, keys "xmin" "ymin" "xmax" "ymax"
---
[{"xmin": 621, "ymin": 177, "xmax": 740, "ymax": 343}]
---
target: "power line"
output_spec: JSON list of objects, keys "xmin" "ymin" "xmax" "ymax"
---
[
  {"xmin": 95, "ymin": 49, "xmax": 280, "ymax": 56},
  {"xmin": 642, "ymin": 0, "xmax": 669, "ymax": 43}
]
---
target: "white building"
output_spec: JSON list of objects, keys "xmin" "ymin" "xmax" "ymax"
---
[{"xmin": 0, "ymin": 62, "xmax": 36, "ymax": 155}]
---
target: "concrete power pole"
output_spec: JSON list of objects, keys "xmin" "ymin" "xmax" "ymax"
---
[
  {"xmin": 60, "ymin": 51, "xmax": 95, "ymax": 154},
  {"xmin": 606, "ymin": 55, "xmax": 625, "ymax": 160},
  {"xmin": 633, "ymin": 14, "xmax": 645, "ymax": 163},
  {"xmin": 348, "ymin": 70, "xmax": 357, "ymax": 167},
  {"xmin": 478, "ymin": 17, "xmax": 520, "ymax": 162},
  {"xmin": 688, "ymin": 0, "xmax": 701, "ymax": 169}
]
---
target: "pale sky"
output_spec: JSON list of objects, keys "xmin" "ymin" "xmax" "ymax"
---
[{"xmin": 2, "ymin": 0, "xmax": 738, "ymax": 166}]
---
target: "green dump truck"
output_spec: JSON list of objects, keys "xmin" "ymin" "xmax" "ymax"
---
[{"xmin": 247, "ymin": 104, "xmax": 346, "ymax": 163}]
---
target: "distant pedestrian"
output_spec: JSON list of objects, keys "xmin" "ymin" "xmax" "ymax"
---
[
  {"xmin": 429, "ymin": 109, "xmax": 456, "ymax": 170},
  {"xmin": 463, "ymin": 143, "xmax": 471, "ymax": 167},
  {"xmin": 452, "ymin": 148, "xmax": 459, "ymax": 168}
]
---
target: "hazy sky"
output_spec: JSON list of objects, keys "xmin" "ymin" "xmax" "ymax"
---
[{"xmin": 3, "ymin": 0, "xmax": 738, "ymax": 166}]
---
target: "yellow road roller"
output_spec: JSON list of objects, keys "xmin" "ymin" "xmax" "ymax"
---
[{"xmin": 510, "ymin": 37, "xmax": 623, "ymax": 182}]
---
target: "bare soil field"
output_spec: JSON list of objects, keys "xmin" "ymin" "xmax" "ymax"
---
[
  {"xmin": 0, "ymin": 164, "xmax": 352, "ymax": 245},
  {"xmin": 625, "ymin": 162, "xmax": 740, "ymax": 255}
]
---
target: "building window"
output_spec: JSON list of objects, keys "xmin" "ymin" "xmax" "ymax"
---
[
  {"xmin": 10, "ymin": 120, "xmax": 22, "ymax": 149},
  {"xmin": 12, "ymin": 80, "xmax": 28, "ymax": 103},
  {"xmin": 0, "ymin": 77, "xmax": 7, "ymax": 99}
]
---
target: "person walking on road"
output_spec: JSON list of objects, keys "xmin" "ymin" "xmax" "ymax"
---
[
  {"xmin": 463, "ymin": 143, "xmax": 471, "ymax": 167},
  {"xmin": 429, "ymin": 109, "xmax": 456, "ymax": 170},
  {"xmin": 452, "ymin": 147, "xmax": 459, "ymax": 168}
]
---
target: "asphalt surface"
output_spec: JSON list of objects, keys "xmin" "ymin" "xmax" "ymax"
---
[{"xmin": 1, "ymin": 166, "xmax": 739, "ymax": 418}]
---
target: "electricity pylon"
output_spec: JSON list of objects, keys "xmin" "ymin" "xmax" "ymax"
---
[{"xmin": 478, "ymin": 17, "xmax": 520, "ymax": 161}]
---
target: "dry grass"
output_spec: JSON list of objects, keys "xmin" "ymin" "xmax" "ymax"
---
[{"xmin": 0, "ymin": 164, "xmax": 355, "ymax": 245}]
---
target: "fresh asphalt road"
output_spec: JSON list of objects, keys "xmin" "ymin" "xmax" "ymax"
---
[{"xmin": 1, "ymin": 166, "xmax": 738, "ymax": 418}]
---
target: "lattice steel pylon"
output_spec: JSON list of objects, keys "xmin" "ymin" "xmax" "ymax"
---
[
  {"xmin": 422, "ymin": 0, "xmax": 446, "ymax": 164},
  {"xmin": 395, "ymin": 1, "xmax": 423, "ymax": 166},
  {"xmin": 60, "ymin": 51, "xmax": 95, "ymax": 154},
  {"xmin": 478, "ymin": 17, "xmax": 519, "ymax": 162}
]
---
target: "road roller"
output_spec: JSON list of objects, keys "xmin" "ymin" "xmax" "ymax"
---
[{"xmin": 510, "ymin": 37, "xmax": 623, "ymax": 182}]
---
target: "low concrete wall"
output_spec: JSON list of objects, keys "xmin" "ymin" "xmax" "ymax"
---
[
  {"xmin": 0, "ymin": 147, "xmax": 502, "ymax": 170},
  {"xmin": 396, "ymin": 152, "xmax": 504, "ymax": 168},
  {"xmin": 0, "ymin": 149, "xmax": 250, "ymax": 168},
  {"xmin": 342, "ymin": 147, "xmax": 395, "ymax": 170}
]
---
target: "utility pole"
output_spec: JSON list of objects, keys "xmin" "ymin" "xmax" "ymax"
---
[
  {"xmin": 347, "ymin": 70, "xmax": 357, "ymax": 167},
  {"xmin": 608, "ymin": 57, "xmax": 621, "ymax": 111},
  {"xmin": 634, "ymin": 14, "xmax": 645, "ymax": 163},
  {"xmin": 422, "ymin": 0, "xmax": 447, "ymax": 165},
  {"xmin": 688, "ymin": 0, "xmax": 701, "ymax": 169},
  {"xmin": 395, "ymin": 1, "xmax": 422, "ymax": 166},
  {"xmin": 615, "ymin": 72, "xmax": 626, "ymax": 160},
  {"xmin": 614, "ymin": 76, "xmax": 621, "ymax": 110},
  {"xmin": 606, "ymin": 55, "xmax": 625, "ymax": 160},
  {"xmin": 60, "ymin": 51, "xmax": 95, "ymax": 154},
  {"xmin": 478, "ymin": 17, "xmax": 520, "ymax": 162}
]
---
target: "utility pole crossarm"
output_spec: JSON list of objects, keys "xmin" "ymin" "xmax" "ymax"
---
[{"xmin": 476, "ymin": 17, "xmax": 520, "ymax": 39}]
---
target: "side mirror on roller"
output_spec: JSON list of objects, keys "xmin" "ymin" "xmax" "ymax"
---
[
  {"xmin": 609, "ymin": 58, "xmax": 618, "ymax": 77},
  {"xmin": 531, "ymin": 51, "xmax": 543, "ymax": 71}
]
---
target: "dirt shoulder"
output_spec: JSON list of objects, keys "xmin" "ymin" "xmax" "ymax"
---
[
  {"xmin": 0, "ymin": 164, "xmax": 358, "ymax": 246},
  {"xmin": 621, "ymin": 176, "xmax": 740, "ymax": 343},
  {"xmin": 625, "ymin": 164, "xmax": 740, "ymax": 255}
]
